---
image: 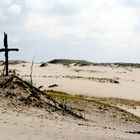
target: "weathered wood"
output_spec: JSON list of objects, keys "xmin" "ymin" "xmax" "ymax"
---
[
  {"xmin": 0, "ymin": 48, "xmax": 19, "ymax": 52},
  {"xmin": 0, "ymin": 33, "xmax": 19, "ymax": 76}
]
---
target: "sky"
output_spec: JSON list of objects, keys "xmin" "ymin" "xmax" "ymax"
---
[{"xmin": 0, "ymin": 0, "xmax": 140, "ymax": 63}]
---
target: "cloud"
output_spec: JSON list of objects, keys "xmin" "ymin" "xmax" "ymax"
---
[
  {"xmin": 24, "ymin": 0, "xmax": 47, "ymax": 12},
  {"xmin": 17, "ymin": 0, "xmax": 140, "ymax": 62},
  {"xmin": 8, "ymin": 4, "xmax": 22, "ymax": 15},
  {"xmin": 123, "ymin": 0, "xmax": 140, "ymax": 8},
  {"xmin": 0, "ymin": 0, "xmax": 12, "ymax": 6},
  {"xmin": 0, "ymin": 10, "xmax": 6, "ymax": 19},
  {"xmin": 24, "ymin": 0, "xmax": 139, "ymax": 43},
  {"xmin": 0, "ymin": 0, "xmax": 140, "ymax": 62}
]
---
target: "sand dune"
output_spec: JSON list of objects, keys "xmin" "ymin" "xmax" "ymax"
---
[
  {"xmin": 0, "ymin": 62, "xmax": 139, "ymax": 140},
  {"xmin": 6, "ymin": 62, "xmax": 140, "ymax": 100}
]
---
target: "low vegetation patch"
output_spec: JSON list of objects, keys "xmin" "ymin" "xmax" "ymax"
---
[
  {"xmin": 92, "ymin": 97, "xmax": 140, "ymax": 107},
  {"xmin": 40, "ymin": 62, "xmax": 48, "ymax": 67},
  {"xmin": 62, "ymin": 75, "xmax": 119, "ymax": 84},
  {"xmin": 0, "ymin": 60, "xmax": 27, "ymax": 65},
  {"xmin": 46, "ymin": 90, "xmax": 140, "ymax": 123}
]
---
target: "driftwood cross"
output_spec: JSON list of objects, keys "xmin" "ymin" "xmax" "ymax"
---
[{"xmin": 0, "ymin": 33, "xmax": 19, "ymax": 76}]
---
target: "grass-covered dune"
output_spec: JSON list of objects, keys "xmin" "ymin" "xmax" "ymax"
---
[
  {"xmin": 47, "ymin": 90, "xmax": 140, "ymax": 124},
  {"xmin": 48, "ymin": 59, "xmax": 93, "ymax": 66},
  {"xmin": 48, "ymin": 59, "xmax": 140, "ymax": 68}
]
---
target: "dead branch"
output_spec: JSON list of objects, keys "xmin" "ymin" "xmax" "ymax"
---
[{"xmin": 30, "ymin": 55, "xmax": 35, "ymax": 86}]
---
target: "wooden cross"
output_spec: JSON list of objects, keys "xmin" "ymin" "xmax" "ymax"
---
[{"xmin": 0, "ymin": 33, "xmax": 19, "ymax": 76}]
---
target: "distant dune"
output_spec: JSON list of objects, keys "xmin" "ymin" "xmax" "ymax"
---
[
  {"xmin": 0, "ymin": 60, "xmax": 28, "ymax": 66},
  {"xmin": 48, "ymin": 59, "xmax": 140, "ymax": 68}
]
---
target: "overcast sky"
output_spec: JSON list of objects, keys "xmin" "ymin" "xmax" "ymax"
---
[{"xmin": 0, "ymin": 0, "xmax": 140, "ymax": 62}]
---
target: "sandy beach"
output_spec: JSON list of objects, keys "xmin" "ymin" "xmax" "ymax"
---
[{"xmin": 0, "ymin": 108, "xmax": 139, "ymax": 140}]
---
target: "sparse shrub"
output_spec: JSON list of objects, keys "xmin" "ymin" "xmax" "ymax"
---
[{"xmin": 40, "ymin": 63, "xmax": 48, "ymax": 67}]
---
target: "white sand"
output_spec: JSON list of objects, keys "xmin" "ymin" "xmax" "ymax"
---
[
  {"xmin": 0, "ymin": 108, "xmax": 139, "ymax": 140},
  {"xmin": 7, "ymin": 63, "xmax": 140, "ymax": 100}
]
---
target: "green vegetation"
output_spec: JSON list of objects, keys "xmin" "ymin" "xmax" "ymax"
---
[
  {"xmin": 46, "ymin": 90, "xmax": 140, "ymax": 123},
  {"xmin": 92, "ymin": 97, "xmax": 140, "ymax": 107},
  {"xmin": 46, "ymin": 90, "xmax": 140, "ymax": 108}
]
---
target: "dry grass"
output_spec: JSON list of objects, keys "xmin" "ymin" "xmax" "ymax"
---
[
  {"xmin": 46, "ymin": 90, "xmax": 140, "ymax": 123},
  {"xmin": 92, "ymin": 97, "xmax": 140, "ymax": 107}
]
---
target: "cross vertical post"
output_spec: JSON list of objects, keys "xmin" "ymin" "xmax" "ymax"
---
[
  {"xmin": 4, "ymin": 33, "xmax": 8, "ymax": 76},
  {"xmin": 0, "ymin": 33, "xmax": 19, "ymax": 76}
]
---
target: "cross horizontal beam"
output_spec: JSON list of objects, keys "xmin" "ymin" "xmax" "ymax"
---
[
  {"xmin": 0, "ymin": 33, "xmax": 19, "ymax": 76},
  {"xmin": 0, "ymin": 48, "xmax": 19, "ymax": 52}
]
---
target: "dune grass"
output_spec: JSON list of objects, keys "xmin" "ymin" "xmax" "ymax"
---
[
  {"xmin": 92, "ymin": 97, "xmax": 140, "ymax": 107},
  {"xmin": 46, "ymin": 90, "xmax": 140, "ymax": 123}
]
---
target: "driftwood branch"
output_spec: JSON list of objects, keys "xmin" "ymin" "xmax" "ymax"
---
[{"xmin": 30, "ymin": 55, "xmax": 35, "ymax": 86}]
